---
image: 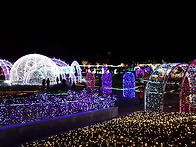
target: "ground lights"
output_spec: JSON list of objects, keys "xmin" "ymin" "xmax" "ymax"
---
[{"xmin": 22, "ymin": 111, "xmax": 196, "ymax": 146}]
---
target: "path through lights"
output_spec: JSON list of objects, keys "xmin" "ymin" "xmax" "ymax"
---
[{"xmin": 145, "ymin": 60, "xmax": 196, "ymax": 113}]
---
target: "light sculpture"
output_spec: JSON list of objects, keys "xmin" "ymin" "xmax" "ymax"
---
[
  {"xmin": 163, "ymin": 63, "xmax": 189, "ymax": 112},
  {"xmin": 144, "ymin": 63, "xmax": 179, "ymax": 112},
  {"xmin": 69, "ymin": 60, "xmax": 82, "ymax": 85},
  {"xmin": 0, "ymin": 59, "xmax": 12, "ymax": 80},
  {"xmin": 135, "ymin": 68, "xmax": 144, "ymax": 78},
  {"xmin": 102, "ymin": 71, "xmax": 112, "ymax": 94},
  {"xmin": 180, "ymin": 60, "xmax": 196, "ymax": 112},
  {"xmin": 123, "ymin": 72, "xmax": 135, "ymax": 98},
  {"xmin": 145, "ymin": 61, "xmax": 196, "ymax": 113},
  {"xmin": 52, "ymin": 57, "xmax": 70, "ymax": 79},
  {"xmin": 85, "ymin": 71, "xmax": 95, "ymax": 89},
  {"xmin": 10, "ymin": 54, "xmax": 60, "ymax": 85}
]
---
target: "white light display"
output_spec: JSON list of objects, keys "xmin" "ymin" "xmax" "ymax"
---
[
  {"xmin": 10, "ymin": 54, "xmax": 60, "ymax": 85},
  {"xmin": 145, "ymin": 63, "xmax": 179, "ymax": 112},
  {"xmin": 123, "ymin": 72, "xmax": 135, "ymax": 98},
  {"xmin": 69, "ymin": 60, "xmax": 82, "ymax": 85},
  {"xmin": 145, "ymin": 61, "xmax": 196, "ymax": 113},
  {"xmin": 52, "ymin": 57, "xmax": 70, "ymax": 79},
  {"xmin": 0, "ymin": 59, "xmax": 12, "ymax": 80}
]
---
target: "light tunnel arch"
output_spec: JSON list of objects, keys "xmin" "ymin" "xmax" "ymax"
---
[
  {"xmin": 144, "ymin": 63, "xmax": 181, "ymax": 112},
  {"xmin": 145, "ymin": 61, "xmax": 196, "ymax": 113},
  {"xmin": 0, "ymin": 59, "xmax": 12, "ymax": 81},
  {"xmin": 10, "ymin": 54, "xmax": 60, "ymax": 85},
  {"xmin": 180, "ymin": 60, "xmax": 196, "ymax": 113},
  {"xmin": 69, "ymin": 60, "xmax": 82, "ymax": 85}
]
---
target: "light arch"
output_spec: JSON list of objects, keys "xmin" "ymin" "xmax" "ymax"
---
[
  {"xmin": 0, "ymin": 59, "xmax": 12, "ymax": 80},
  {"xmin": 145, "ymin": 61, "xmax": 196, "ymax": 113},
  {"xmin": 10, "ymin": 54, "xmax": 60, "ymax": 85},
  {"xmin": 69, "ymin": 60, "xmax": 82, "ymax": 85}
]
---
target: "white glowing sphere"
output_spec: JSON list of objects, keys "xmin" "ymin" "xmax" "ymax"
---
[{"xmin": 10, "ymin": 54, "xmax": 60, "ymax": 85}]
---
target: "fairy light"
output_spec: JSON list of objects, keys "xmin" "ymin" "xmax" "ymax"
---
[
  {"xmin": 9, "ymin": 54, "xmax": 60, "ymax": 85},
  {"xmin": 69, "ymin": 60, "xmax": 82, "ymax": 84},
  {"xmin": 0, "ymin": 88, "xmax": 116, "ymax": 126},
  {"xmin": 86, "ymin": 72, "xmax": 95, "ymax": 89},
  {"xmin": 123, "ymin": 72, "xmax": 135, "ymax": 98},
  {"xmin": 23, "ymin": 111, "xmax": 196, "ymax": 146},
  {"xmin": 0, "ymin": 59, "xmax": 12, "ymax": 80},
  {"xmin": 135, "ymin": 68, "xmax": 144, "ymax": 78},
  {"xmin": 102, "ymin": 71, "xmax": 112, "ymax": 94}
]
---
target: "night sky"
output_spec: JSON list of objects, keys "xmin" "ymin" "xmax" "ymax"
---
[{"xmin": 0, "ymin": 3, "xmax": 195, "ymax": 65}]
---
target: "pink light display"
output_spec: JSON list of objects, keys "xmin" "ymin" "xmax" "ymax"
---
[
  {"xmin": 102, "ymin": 71, "xmax": 112, "ymax": 94},
  {"xmin": 0, "ymin": 59, "xmax": 12, "ymax": 80},
  {"xmin": 86, "ymin": 72, "xmax": 95, "ymax": 89}
]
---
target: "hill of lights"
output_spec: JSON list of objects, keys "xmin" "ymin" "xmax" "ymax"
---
[{"xmin": 22, "ymin": 111, "xmax": 196, "ymax": 146}]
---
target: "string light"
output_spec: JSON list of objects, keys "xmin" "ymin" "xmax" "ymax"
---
[
  {"xmin": 102, "ymin": 71, "xmax": 112, "ymax": 94},
  {"xmin": 85, "ymin": 72, "xmax": 95, "ymax": 89},
  {"xmin": 0, "ymin": 88, "xmax": 116, "ymax": 126},
  {"xmin": 123, "ymin": 72, "xmax": 135, "ymax": 98},
  {"xmin": 22, "ymin": 111, "xmax": 196, "ymax": 146},
  {"xmin": 0, "ymin": 59, "xmax": 12, "ymax": 80},
  {"xmin": 10, "ymin": 54, "xmax": 60, "ymax": 85}
]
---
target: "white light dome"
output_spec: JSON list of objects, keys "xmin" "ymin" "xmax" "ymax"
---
[{"xmin": 10, "ymin": 54, "xmax": 60, "ymax": 85}]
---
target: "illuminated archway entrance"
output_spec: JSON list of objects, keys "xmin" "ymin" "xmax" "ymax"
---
[{"xmin": 145, "ymin": 60, "xmax": 196, "ymax": 113}]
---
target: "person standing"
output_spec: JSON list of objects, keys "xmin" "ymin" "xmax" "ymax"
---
[
  {"xmin": 47, "ymin": 78, "xmax": 50, "ymax": 88},
  {"xmin": 138, "ymin": 88, "xmax": 144, "ymax": 104}
]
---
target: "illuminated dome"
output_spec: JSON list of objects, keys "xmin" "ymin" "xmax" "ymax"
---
[{"xmin": 10, "ymin": 54, "xmax": 60, "ymax": 85}]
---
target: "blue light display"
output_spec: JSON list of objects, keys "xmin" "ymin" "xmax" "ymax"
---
[{"xmin": 123, "ymin": 72, "xmax": 135, "ymax": 98}]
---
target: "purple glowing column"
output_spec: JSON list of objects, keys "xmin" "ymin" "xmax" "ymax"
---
[
  {"xmin": 102, "ymin": 71, "xmax": 112, "ymax": 94},
  {"xmin": 123, "ymin": 72, "xmax": 135, "ymax": 98}
]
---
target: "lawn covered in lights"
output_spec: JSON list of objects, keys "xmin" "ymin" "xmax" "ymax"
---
[
  {"xmin": 22, "ymin": 111, "xmax": 196, "ymax": 146},
  {"xmin": 0, "ymin": 88, "xmax": 116, "ymax": 126}
]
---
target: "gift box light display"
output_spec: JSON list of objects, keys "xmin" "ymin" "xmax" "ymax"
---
[
  {"xmin": 123, "ymin": 72, "xmax": 135, "ymax": 98},
  {"xmin": 22, "ymin": 111, "xmax": 196, "ymax": 146},
  {"xmin": 145, "ymin": 60, "xmax": 196, "ymax": 113}
]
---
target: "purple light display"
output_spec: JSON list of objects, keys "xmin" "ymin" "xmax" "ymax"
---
[
  {"xmin": 135, "ymin": 68, "xmax": 144, "ymax": 78},
  {"xmin": 0, "ymin": 88, "xmax": 116, "ymax": 126},
  {"xmin": 102, "ymin": 71, "xmax": 112, "ymax": 94},
  {"xmin": 123, "ymin": 72, "xmax": 135, "ymax": 98},
  {"xmin": 86, "ymin": 72, "xmax": 95, "ymax": 89}
]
